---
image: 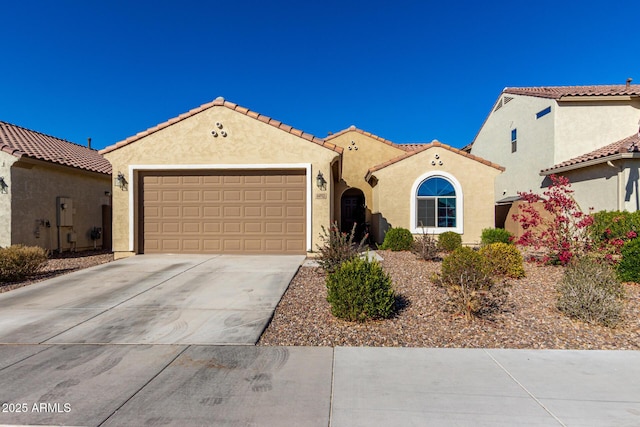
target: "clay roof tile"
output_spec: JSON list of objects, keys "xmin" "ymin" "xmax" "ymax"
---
[
  {"xmin": 100, "ymin": 98, "xmax": 341, "ymax": 155},
  {"xmin": 543, "ymin": 133, "xmax": 640, "ymax": 173},
  {"xmin": 0, "ymin": 121, "xmax": 111, "ymax": 175}
]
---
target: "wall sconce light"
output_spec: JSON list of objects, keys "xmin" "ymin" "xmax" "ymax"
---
[
  {"xmin": 211, "ymin": 130, "xmax": 218, "ymax": 137},
  {"xmin": 104, "ymin": 190, "xmax": 112, "ymax": 197},
  {"xmin": 216, "ymin": 122, "xmax": 223, "ymax": 129},
  {"xmin": 0, "ymin": 177, "xmax": 7, "ymax": 194},
  {"xmin": 316, "ymin": 171, "xmax": 327, "ymax": 190},
  {"xmin": 115, "ymin": 172, "xmax": 128, "ymax": 191}
]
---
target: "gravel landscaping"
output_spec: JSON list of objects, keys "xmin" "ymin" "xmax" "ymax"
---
[
  {"xmin": 2, "ymin": 249, "xmax": 638, "ymax": 349},
  {"xmin": 259, "ymin": 250, "xmax": 640, "ymax": 349},
  {"xmin": 0, "ymin": 250, "xmax": 114, "ymax": 294}
]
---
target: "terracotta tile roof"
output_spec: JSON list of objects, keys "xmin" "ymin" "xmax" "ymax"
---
[
  {"xmin": 326, "ymin": 125, "xmax": 434, "ymax": 152},
  {"xmin": 503, "ymin": 84, "xmax": 640, "ymax": 99},
  {"xmin": 100, "ymin": 97, "xmax": 343, "ymax": 155},
  {"xmin": 325, "ymin": 126, "xmax": 403, "ymax": 150},
  {"xmin": 543, "ymin": 133, "xmax": 640, "ymax": 174},
  {"xmin": 365, "ymin": 140, "xmax": 504, "ymax": 181},
  {"xmin": 395, "ymin": 143, "xmax": 430, "ymax": 151},
  {"xmin": 0, "ymin": 121, "xmax": 112, "ymax": 175}
]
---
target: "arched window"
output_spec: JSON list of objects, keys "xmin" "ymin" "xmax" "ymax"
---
[
  {"xmin": 416, "ymin": 177, "xmax": 456, "ymax": 228},
  {"xmin": 410, "ymin": 172, "xmax": 463, "ymax": 234}
]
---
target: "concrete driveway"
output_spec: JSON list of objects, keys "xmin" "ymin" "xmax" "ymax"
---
[
  {"xmin": 1, "ymin": 255, "xmax": 639, "ymax": 426},
  {"xmin": 0, "ymin": 254, "xmax": 304, "ymax": 345}
]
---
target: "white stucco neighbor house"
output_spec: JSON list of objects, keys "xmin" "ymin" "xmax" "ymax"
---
[{"xmin": 469, "ymin": 83, "xmax": 640, "ymax": 228}]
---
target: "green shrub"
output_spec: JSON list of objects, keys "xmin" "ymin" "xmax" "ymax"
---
[
  {"xmin": 412, "ymin": 231, "xmax": 438, "ymax": 261},
  {"xmin": 617, "ymin": 238, "xmax": 640, "ymax": 283},
  {"xmin": 481, "ymin": 228, "xmax": 513, "ymax": 245},
  {"xmin": 326, "ymin": 256, "xmax": 395, "ymax": 322},
  {"xmin": 436, "ymin": 247, "xmax": 506, "ymax": 320},
  {"xmin": 379, "ymin": 227, "xmax": 414, "ymax": 251},
  {"xmin": 437, "ymin": 231, "xmax": 462, "ymax": 252},
  {"xmin": 557, "ymin": 257, "xmax": 625, "ymax": 327},
  {"xmin": 480, "ymin": 243, "xmax": 525, "ymax": 278},
  {"xmin": 0, "ymin": 245, "xmax": 48, "ymax": 282},
  {"xmin": 316, "ymin": 222, "xmax": 367, "ymax": 273},
  {"xmin": 590, "ymin": 210, "xmax": 640, "ymax": 244}
]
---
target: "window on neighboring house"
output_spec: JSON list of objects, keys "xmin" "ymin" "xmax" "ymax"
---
[
  {"xmin": 511, "ymin": 128, "xmax": 517, "ymax": 153},
  {"xmin": 416, "ymin": 177, "xmax": 456, "ymax": 228},
  {"xmin": 536, "ymin": 106, "xmax": 551, "ymax": 119}
]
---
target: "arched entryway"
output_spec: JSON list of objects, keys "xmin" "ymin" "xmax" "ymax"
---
[{"xmin": 341, "ymin": 188, "xmax": 366, "ymax": 240}]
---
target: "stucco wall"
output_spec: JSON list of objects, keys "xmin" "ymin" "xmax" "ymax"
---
[
  {"xmin": 555, "ymin": 100, "xmax": 640, "ymax": 163},
  {"xmin": 370, "ymin": 147, "xmax": 501, "ymax": 245},
  {"xmin": 0, "ymin": 152, "xmax": 18, "ymax": 247},
  {"xmin": 557, "ymin": 159, "xmax": 640, "ymax": 213},
  {"xmin": 471, "ymin": 94, "xmax": 555, "ymax": 201},
  {"xmin": 558, "ymin": 164, "xmax": 619, "ymax": 213},
  {"xmin": 102, "ymin": 105, "xmax": 339, "ymax": 256},
  {"xmin": 10, "ymin": 160, "xmax": 110, "ymax": 251},
  {"xmin": 327, "ymin": 130, "xmax": 405, "ymax": 233}
]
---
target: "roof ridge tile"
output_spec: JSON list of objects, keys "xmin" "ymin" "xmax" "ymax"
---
[{"xmin": 100, "ymin": 99, "xmax": 341, "ymax": 155}]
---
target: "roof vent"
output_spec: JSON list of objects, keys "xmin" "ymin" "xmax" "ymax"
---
[{"xmin": 627, "ymin": 78, "xmax": 633, "ymax": 88}]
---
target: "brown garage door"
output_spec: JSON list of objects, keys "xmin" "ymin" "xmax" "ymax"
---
[{"xmin": 140, "ymin": 169, "xmax": 306, "ymax": 254}]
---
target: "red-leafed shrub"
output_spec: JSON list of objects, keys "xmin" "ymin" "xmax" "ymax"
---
[{"xmin": 512, "ymin": 175, "xmax": 594, "ymax": 265}]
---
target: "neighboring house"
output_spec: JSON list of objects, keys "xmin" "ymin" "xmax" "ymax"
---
[
  {"xmin": 100, "ymin": 97, "xmax": 503, "ymax": 258},
  {"xmin": 0, "ymin": 121, "xmax": 112, "ymax": 252},
  {"xmin": 470, "ymin": 83, "xmax": 640, "ymax": 228}
]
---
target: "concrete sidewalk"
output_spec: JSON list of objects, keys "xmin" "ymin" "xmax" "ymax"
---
[{"xmin": 1, "ymin": 346, "xmax": 638, "ymax": 426}]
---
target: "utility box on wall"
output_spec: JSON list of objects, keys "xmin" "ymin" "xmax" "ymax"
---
[{"xmin": 57, "ymin": 197, "xmax": 73, "ymax": 227}]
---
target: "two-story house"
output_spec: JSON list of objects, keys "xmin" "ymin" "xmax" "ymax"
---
[{"xmin": 470, "ymin": 83, "xmax": 640, "ymax": 228}]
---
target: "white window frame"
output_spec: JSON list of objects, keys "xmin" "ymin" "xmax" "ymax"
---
[{"xmin": 410, "ymin": 171, "xmax": 463, "ymax": 234}]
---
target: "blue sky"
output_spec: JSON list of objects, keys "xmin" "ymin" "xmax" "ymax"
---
[{"xmin": 2, "ymin": 0, "xmax": 639, "ymax": 150}]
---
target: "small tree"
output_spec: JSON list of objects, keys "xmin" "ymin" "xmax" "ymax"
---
[{"xmin": 513, "ymin": 174, "xmax": 594, "ymax": 265}]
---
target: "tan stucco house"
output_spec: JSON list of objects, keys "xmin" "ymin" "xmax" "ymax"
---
[
  {"xmin": 470, "ymin": 83, "xmax": 640, "ymax": 229},
  {"xmin": 0, "ymin": 121, "xmax": 112, "ymax": 252},
  {"xmin": 100, "ymin": 97, "xmax": 503, "ymax": 258}
]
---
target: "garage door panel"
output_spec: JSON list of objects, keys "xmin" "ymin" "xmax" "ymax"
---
[
  {"xmin": 162, "ymin": 176, "xmax": 180, "ymax": 185},
  {"xmin": 244, "ymin": 190, "xmax": 263, "ymax": 201},
  {"xmin": 265, "ymin": 190, "xmax": 283, "ymax": 201},
  {"xmin": 286, "ymin": 206, "xmax": 305, "ymax": 217},
  {"xmin": 223, "ymin": 206, "xmax": 241, "ymax": 217},
  {"xmin": 203, "ymin": 206, "xmax": 220, "ymax": 217},
  {"xmin": 244, "ymin": 175, "xmax": 262, "ymax": 184},
  {"xmin": 182, "ymin": 206, "xmax": 201, "ymax": 218},
  {"xmin": 286, "ymin": 189, "xmax": 305, "ymax": 201},
  {"xmin": 223, "ymin": 223, "xmax": 242, "ymax": 233},
  {"xmin": 264, "ymin": 175, "xmax": 284, "ymax": 185},
  {"xmin": 204, "ymin": 222, "xmax": 221, "ymax": 233},
  {"xmin": 182, "ymin": 240, "xmax": 201, "ymax": 251},
  {"xmin": 162, "ymin": 223, "xmax": 180, "ymax": 233},
  {"xmin": 182, "ymin": 190, "xmax": 201, "ymax": 202},
  {"xmin": 162, "ymin": 206, "xmax": 180, "ymax": 217},
  {"xmin": 162, "ymin": 191, "xmax": 180, "ymax": 202},
  {"xmin": 223, "ymin": 190, "xmax": 241, "ymax": 201},
  {"xmin": 265, "ymin": 206, "xmax": 283, "ymax": 218},
  {"xmin": 183, "ymin": 222, "xmax": 201, "ymax": 233},
  {"xmin": 244, "ymin": 222, "xmax": 262, "ymax": 233},
  {"xmin": 265, "ymin": 222, "xmax": 284, "ymax": 233},
  {"xmin": 142, "ymin": 170, "xmax": 306, "ymax": 254},
  {"xmin": 203, "ymin": 190, "xmax": 221, "ymax": 202},
  {"xmin": 244, "ymin": 206, "xmax": 262, "ymax": 217},
  {"xmin": 223, "ymin": 176, "xmax": 242, "ymax": 184},
  {"xmin": 286, "ymin": 223, "xmax": 304, "ymax": 234}
]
